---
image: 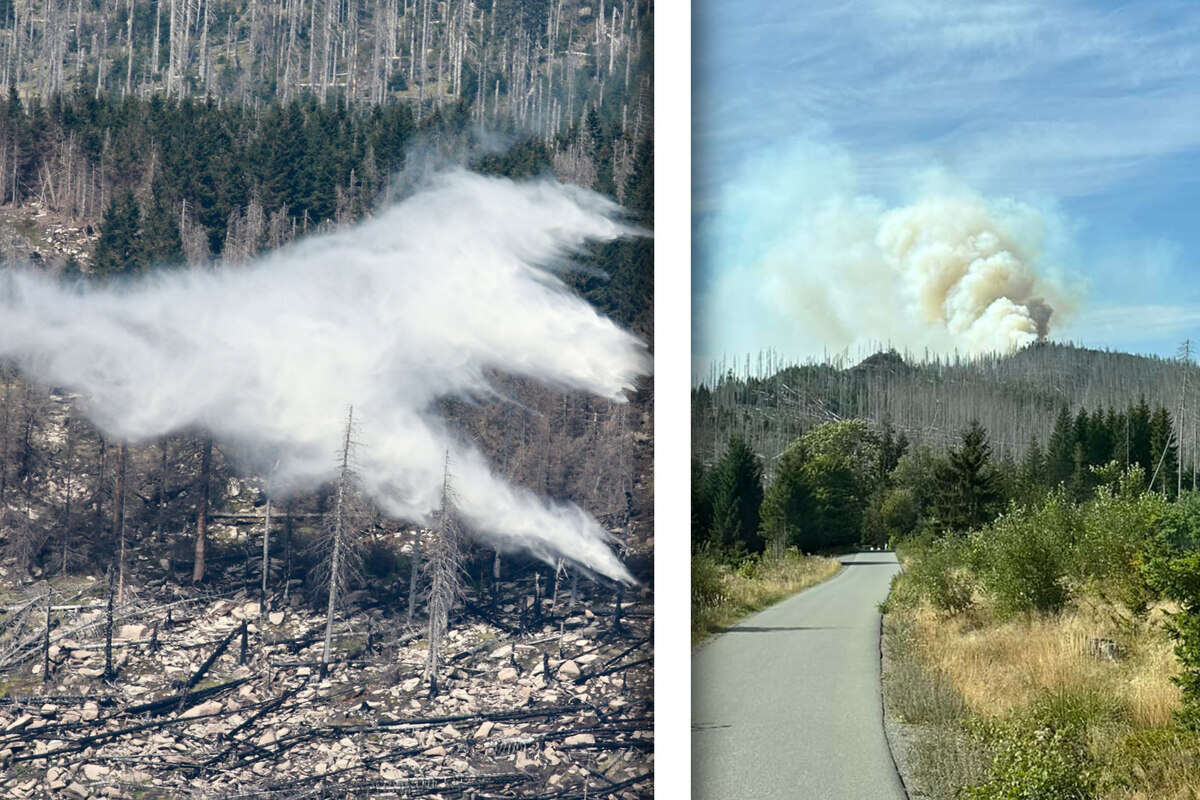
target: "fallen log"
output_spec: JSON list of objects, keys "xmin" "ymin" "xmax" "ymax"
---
[
  {"xmin": 126, "ymin": 675, "xmax": 254, "ymax": 717},
  {"xmin": 573, "ymin": 656, "xmax": 652, "ymax": 685},
  {"xmin": 183, "ymin": 622, "xmax": 241, "ymax": 693},
  {"xmin": 527, "ymin": 770, "xmax": 652, "ymax": 800}
]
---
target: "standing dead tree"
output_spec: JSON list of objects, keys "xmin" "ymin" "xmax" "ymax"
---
[
  {"xmin": 319, "ymin": 407, "xmax": 363, "ymax": 678},
  {"xmin": 424, "ymin": 450, "xmax": 463, "ymax": 697},
  {"xmin": 192, "ymin": 437, "xmax": 213, "ymax": 583},
  {"xmin": 260, "ymin": 498, "xmax": 272, "ymax": 618}
]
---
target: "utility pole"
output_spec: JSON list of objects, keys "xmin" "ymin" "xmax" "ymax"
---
[{"xmin": 1179, "ymin": 339, "xmax": 1193, "ymax": 497}]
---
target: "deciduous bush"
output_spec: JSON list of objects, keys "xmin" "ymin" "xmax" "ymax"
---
[
  {"xmin": 692, "ymin": 550, "xmax": 727, "ymax": 609},
  {"xmin": 971, "ymin": 492, "xmax": 1076, "ymax": 616},
  {"xmin": 1075, "ymin": 469, "xmax": 1164, "ymax": 613},
  {"xmin": 907, "ymin": 535, "xmax": 976, "ymax": 615},
  {"xmin": 962, "ymin": 719, "xmax": 1096, "ymax": 800}
]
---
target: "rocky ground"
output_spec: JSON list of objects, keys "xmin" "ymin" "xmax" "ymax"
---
[
  {"xmin": 0, "ymin": 202, "xmax": 97, "ymax": 269},
  {"xmin": 0, "ymin": 543, "xmax": 653, "ymax": 799}
]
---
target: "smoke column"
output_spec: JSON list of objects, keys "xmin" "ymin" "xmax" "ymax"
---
[
  {"xmin": 695, "ymin": 142, "xmax": 1076, "ymax": 365},
  {"xmin": 0, "ymin": 170, "xmax": 649, "ymax": 583},
  {"xmin": 877, "ymin": 193, "xmax": 1057, "ymax": 352}
]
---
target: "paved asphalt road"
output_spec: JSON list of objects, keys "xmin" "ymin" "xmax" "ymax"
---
[{"xmin": 692, "ymin": 551, "xmax": 906, "ymax": 800}]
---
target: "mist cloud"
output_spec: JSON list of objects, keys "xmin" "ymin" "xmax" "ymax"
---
[{"xmin": 0, "ymin": 170, "xmax": 649, "ymax": 583}]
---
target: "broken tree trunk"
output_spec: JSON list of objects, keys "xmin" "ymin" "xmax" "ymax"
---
[
  {"xmin": 184, "ymin": 623, "xmax": 241, "ymax": 694},
  {"xmin": 193, "ymin": 437, "xmax": 212, "ymax": 583}
]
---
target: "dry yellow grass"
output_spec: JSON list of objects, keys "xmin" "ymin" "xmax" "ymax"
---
[
  {"xmin": 892, "ymin": 595, "xmax": 1200, "ymax": 799},
  {"xmin": 908, "ymin": 599, "xmax": 1180, "ymax": 728},
  {"xmin": 692, "ymin": 552, "xmax": 841, "ymax": 644}
]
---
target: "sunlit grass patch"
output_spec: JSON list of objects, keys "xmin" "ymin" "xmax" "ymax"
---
[{"xmin": 691, "ymin": 550, "xmax": 841, "ymax": 644}]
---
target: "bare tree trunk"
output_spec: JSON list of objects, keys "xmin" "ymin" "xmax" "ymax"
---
[
  {"xmin": 192, "ymin": 437, "xmax": 212, "ymax": 583},
  {"xmin": 424, "ymin": 450, "xmax": 461, "ymax": 697},
  {"xmin": 321, "ymin": 407, "xmax": 354, "ymax": 678},
  {"xmin": 153, "ymin": 0, "xmax": 162, "ymax": 79},
  {"xmin": 154, "ymin": 438, "xmax": 167, "ymax": 544},
  {"xmin": 113, "ymin": 442, "xmax": 127, "ymax": 603},
  {"xmin": 260, "ymin": 499, "xmax": 271, "ymax": 617},
  {"xmin": 42, "ymin": 593, "xmax": 52, "ymax": 682},
  {"xmin": 125, "ymin": 0, "xmax": 134, "ymax": 96},
  {"xmin": 0, "ymin": 370, "xmax": 11, "ymax": 512},
  {"xmin": 93, "ymin": 435, "xmax": 107, "ymax": 538},
  {"xmin": 60, "ymin": 416, "xmax": 75, "ymax": 575},
  {"xmin": 407, "ymin": 527, "xmax": 420, "ymax": 625},
  {"xmin": 104, "ymin": 568, "xmax": 115, "ymax": 679}
]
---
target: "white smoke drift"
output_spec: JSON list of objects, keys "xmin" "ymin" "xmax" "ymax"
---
[
  {"xmin": 0, "ymin": 170, "xmax": 649, "ymax": 583},
  {"xmin": 695, "ymin": 142, "xmax": 1076, "ymax": 364}
]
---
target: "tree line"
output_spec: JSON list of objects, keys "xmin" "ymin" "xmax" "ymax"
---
[
  {"xmin": 693, "ymin": 395, "xmax": 1189, "ymax": 559},
  {"xmin": 1, "ymin": 85, "xmax": 651, "ymax": 324},
  {"xmin": 0, "ymin": 0, "xmax": 651, "ymax": 144}
]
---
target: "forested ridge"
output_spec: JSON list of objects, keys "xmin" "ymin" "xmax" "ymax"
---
[
  {"xmin": 0, "ymin": 79, "xmax": 651, "ymax": 337},
  {"xmin": 0, "ymin": 0, "xmax": 650, "ymax": 133},
  {"xmin": 693, "ymin": 341, "xmax": 1200, "ymax": 556},
  {"xmin": 695, "ymin": 342, "xmax": 1200, "ymax": 482}
]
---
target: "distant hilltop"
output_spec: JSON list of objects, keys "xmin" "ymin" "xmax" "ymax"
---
[{"xmin": 694, "ymin": 341, "xmax": 1198, "ymax": 476}]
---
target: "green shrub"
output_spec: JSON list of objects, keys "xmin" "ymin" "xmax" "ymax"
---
[
  {"xmin": 908, "ymin": 536, "xmax": 975, "ymax": 615},
  {"xmin": 735, "ymin": 552, "xmax": 761, "ymax": 579},
  {"xmin": 880, "ymin": 487, "xmax": 919, "ymax": 543},
  {"xmin": 1073, "ymin": 473, "xmax": 1164, "ymax": 614},
  {"xmin": 880, "ymin": 569, "xmax": 922, "ymax": 614},
  {"xmin": 971, "ymin": 492, "xmax": 1075, "ymax": 616},
  {"xmin": 962, "ymin": 719, "xmax": 1096, "ymax": 800},
  {"xmin": 692, "ymin": 550, "xmax": 727, "ymax": 608}
]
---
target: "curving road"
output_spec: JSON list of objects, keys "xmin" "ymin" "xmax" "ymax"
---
[{"xmin": 692, "ymin": 551, "xmax": 905, "ymax": 800}]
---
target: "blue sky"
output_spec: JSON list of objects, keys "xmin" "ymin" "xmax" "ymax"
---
[{"xmin": 693, "ymin": 0, "xmax": 1200, "ymax": 373}]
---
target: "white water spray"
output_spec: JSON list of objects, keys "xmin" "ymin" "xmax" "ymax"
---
[{"xmin": 0, "ymin": 170, "xmax": 649, "ymax": 583}]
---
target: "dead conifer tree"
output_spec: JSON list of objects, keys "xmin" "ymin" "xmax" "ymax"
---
[
  {"xmin": 424, "ymin": 450, "xmax": 463, "ymax": 697},
  {"xmin": 407, "ymin": 528, "xmax": 421, "ymax": 626},
  {"xmin": 319, "ymin": 407, "xmax": 363, "ymax": 678}
]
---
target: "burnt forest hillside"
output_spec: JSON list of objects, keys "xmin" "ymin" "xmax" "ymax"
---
[{"xmin": 0, "ymin": 3, "xmax": 654, "ymax": 798}]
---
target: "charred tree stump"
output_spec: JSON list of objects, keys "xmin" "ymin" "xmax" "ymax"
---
[
  {"xmin": 612, "ymin": 585, "xmax": 625, "ymax": 635},
  {"xmin": 239, "ymin": 619, "xmax": 249, "ymax": 666}
]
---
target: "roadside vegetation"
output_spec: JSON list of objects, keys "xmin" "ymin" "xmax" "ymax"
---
[
  {"xmin": 691, "ymin": 548, "xmax": 840, "ymax": 644},
  {"xmin": 883, "ymin": 466, "xmax": 1200, "ymax": 799},
  {"xmin": 692, "ymin": 352, "xmax": 1200, "ymax": 796}
]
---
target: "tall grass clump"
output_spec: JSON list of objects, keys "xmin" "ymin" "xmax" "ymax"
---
[{"xmin": 691, "ymin": 547, "xmax": 840, "ymax": 643}]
